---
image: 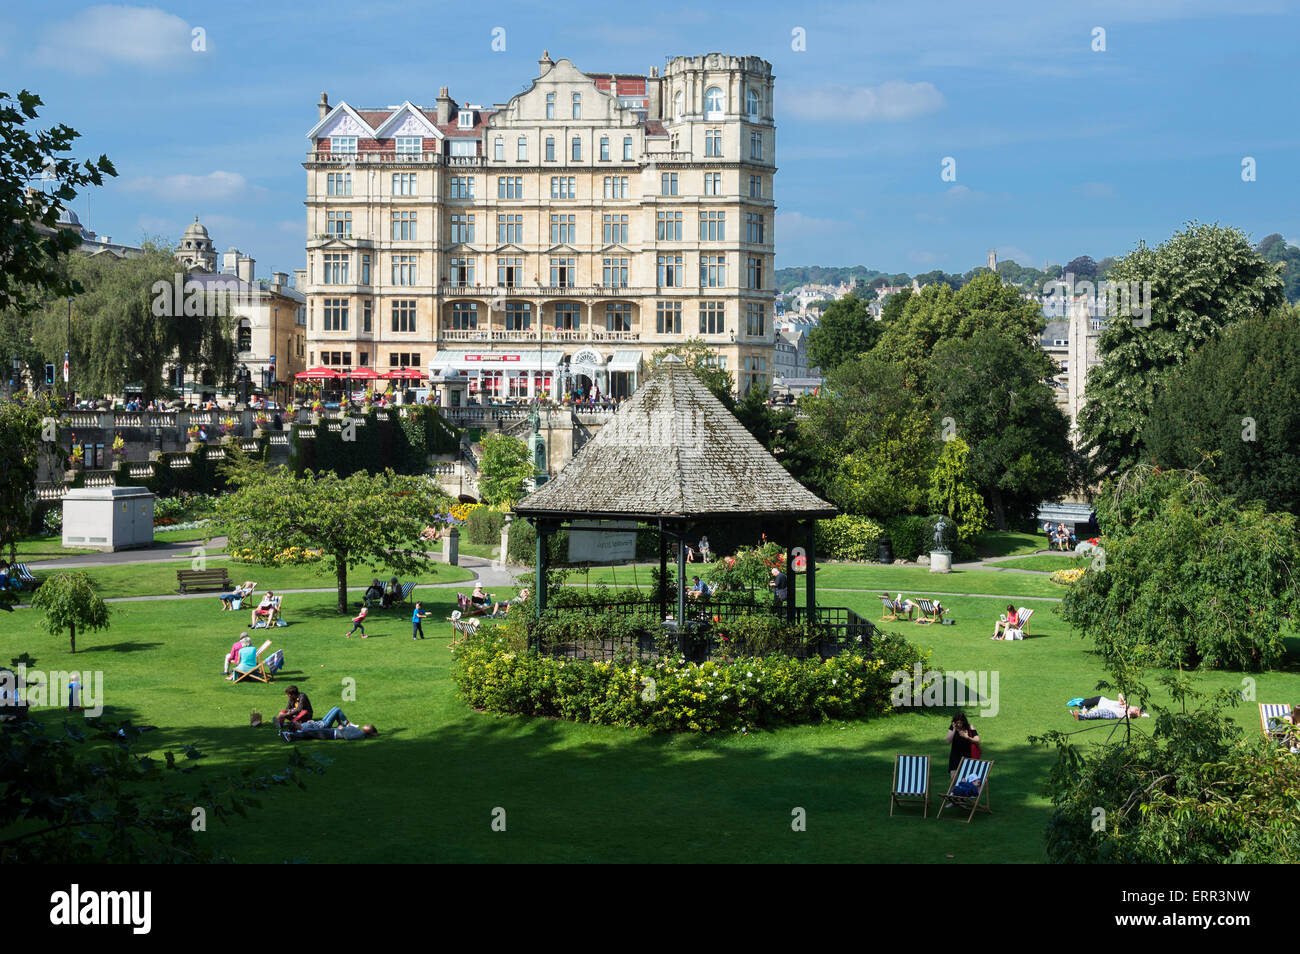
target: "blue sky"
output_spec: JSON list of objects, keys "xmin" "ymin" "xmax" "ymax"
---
[{"xmin": 4, "ymin": 0, "xmax": 1297, "ymax": 279}]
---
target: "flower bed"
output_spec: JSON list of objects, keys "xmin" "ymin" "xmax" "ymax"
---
[
  {"xmin": 1050, "ymin": 567, "xmax": 1087, "ymax": 585},
  {"xmin": 153, "ymin": 518, "xmax": 213, "ymax": 532},
  {"xmin": 230, "ymin": 545, "xmax": 323, "ymax": 566}
]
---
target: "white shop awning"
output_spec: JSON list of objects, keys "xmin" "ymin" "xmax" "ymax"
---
[
  {"xmin": 430, "ymin": 349, "xmax": 567, "ymax": 374},
  {"xmin": 607, "ymin": 351, "xmax": 643, "ymax": 372}
]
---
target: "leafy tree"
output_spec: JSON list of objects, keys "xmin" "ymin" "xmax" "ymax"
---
[
  {"xmin": 1060, "ymin": 466, "xmax": 1300, "ymax": 670},
  {"xmin": 927, "ymin": 437, "xmax": 989, "ymax": 543},
  {"xmin": 800, "ymin": 354, "xmax": 936, "ymax": 518},
  {"xmin": 478, "ymin": 434, "xmax": 533, "ymax": 506},
  {"xmin": 0, "ymin": 89, "xmax": 116, "ymax": 316},
  {"xmin": 806, "ymin": 293, "xmax": 879, "ymax": 374},
  {"xmin": 879, "ymin": 287, "xmax": 911, "ymax": 324},
  {"xmin": 1144, "ymin": 307, "xmax": 1300, "ymax": 515},
  {"xmin": 1063, "ymin": 255, "xmax": 1098, "ymax": 279},
  {"xmin": 216, "ymin": 467, "xmax": 445, "ymax": 613},
  {"xmin": 651, "ymin": 338, "xmax": 735, "ymax": 405},
  {"xmin": 0, "ymin": 717, "xmax": 324, "ymax": 862},
  {"xmin": 927, "ymin": 329, "xmax": 1074, "ymax": 527},
  {"xmin": 0, "ymin": 392, "xmax": 61, "ymax": 560},
  {"xmin": 30, "ymin": 571, "xmax": 110, "ymax": 653},
  {"xmin": 1078, "ymin": 223, "xmax": 1285, "ymax": 475},
  {"xmin": 1255, "ymin": 233, "xmax": 1300, "ymax": 303},
  {"xmin": 873, "ymin": 271, "xmax": 1046, "ymax": 391}
]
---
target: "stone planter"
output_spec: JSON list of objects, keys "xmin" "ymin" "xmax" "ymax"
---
[{"xmin": 929, "ymin": 550, "xmax": 952, "ymax": 573}]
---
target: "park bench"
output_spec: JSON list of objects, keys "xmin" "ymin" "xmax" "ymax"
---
[{"xmin": 177, "ymin": 568, "xmax": 233, "ymax": 594}]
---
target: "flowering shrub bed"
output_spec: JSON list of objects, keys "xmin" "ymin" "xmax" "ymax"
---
[
  {"xmin": 153, "ymin": 518, "xmax": 213, "ymax": 532},
  {"xmin": 1050, "ymin": 567, "xmax": 1087, "ymax": 585},
  {"xmin": 453, "ymin": 628, "xmax": 930, "ymax": 733},
  {"xmin": 230, "ymin": 545, "xmax": 323, "ymax": 566}
]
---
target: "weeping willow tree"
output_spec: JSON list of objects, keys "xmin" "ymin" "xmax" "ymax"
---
[{"xmin": 31, "ymin": 243, "xmax": 236, "ymax": 404}]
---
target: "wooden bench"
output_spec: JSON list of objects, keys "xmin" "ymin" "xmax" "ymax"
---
[{"xmin": 177, "ymin": 568, "xmax": 234, "ymax": 594}]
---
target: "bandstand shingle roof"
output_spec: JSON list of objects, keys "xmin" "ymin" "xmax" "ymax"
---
[{"xmin": 514, "ymin": 360, "xmax": 836, "ymax": 521}]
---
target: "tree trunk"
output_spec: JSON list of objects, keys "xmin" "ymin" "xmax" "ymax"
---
[
  {"xmin": 69, "ymin": 622, "xmax": 76, "ymax": 654},
  {"xmin": 336, "ymin": 558, "xmax": 348, "ymax": 614},
  {"xmin": 990, "ymin": 488, "xmax": 1007, "ymax": 532}
]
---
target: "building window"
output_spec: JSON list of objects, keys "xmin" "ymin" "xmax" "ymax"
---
[
  {"xmin": 602, "ymin": 214, "xmax": 628, "ymax": 244},
  {"xmin": 550, "ymin": 176, "xmax": 576, "ymax": 199},
  {"xmin": 599, "ymin": 136, "xmax": 610, "ymax": 161},
  {"xmin": 656, "ymin": 211, "xmax": 683, "ymax": 241},
  {"xmin": 497, "ymin": 214, "xmax": 522, "ymax": 244},
  {"xmin": 450, "ymin": 176, "xmax": 476, "ymax": 199},
  {"xmin": 450, "ymin": 302, "xmax": 478, "ymax": 330},
  {"xmin": 323, "ymin": 298, "xmax": 349, "ymax": 331},
  {"xmin": 705, "ymin": 129, "xmax": 722, "ymax": 157},
  {"xmin": 323, "ymin": 252, "xmax": 349, "ymax": 284},
  {"xmin": 602, "ymin": 257, "xmax": 628, "ymax": 287},
  {"xmin": 550, "ymin": 257, "xmax": 576, "ymax": 287},
  {"xmin": 603, "ymin": 176, "xmax": 628, "ymax": 199},
  {"xmin": 497, "ymin": 257, "xmax": 522, "ymax": 287},
  {"xmin": 656, "ymin": 301, "xmax": 682, "ymax": 334},
  {"xmin": 392, "ymin": 210, "xmax": 417, "ymax": 240},
  {"xmin": 571, "ymin": 137, "xmax": 581, "ymax": 161},
  {"xmin": 395, "ymin": 136, "xmax": 421, "ymax": 155},
  {"xmin": 746, "ymin": 213, "xmax": 766, "ymax": 244},
  {"xmin": 330, "ymin": 136, "xmax": 357, "ymax": 154},
  {"xmin": 746, "ymin": 302, "xmax": 766, "ymax": 337},
  {"xmin": 705, "ymin": 86, "xmax": 724, "ymax": 119},
  {"xmin": 750, "ymin": 131, "xmax": 762, "ymax": 160},
  {"xmin": 392, "ymin": 299, "xmax": 417, "ymax": 333},
  {"xmin": 623, "ymin": 136, "xmax": 633, "ymax": 160},
  {"xmin": 449, "ymin": 213, "xmax": 474, "ymax": 243},
  {"xmin": 389, "ymin": 352, "xmax": 421, "ymax": 367},
  {"xmin": 449, "ymin": 140, "xmax": 477, "ymax": 158},
  {"xmin": 747, "ymin": 256, "xmax": 764, "ymax": 290},
  {"xmin": 494, "ymin": 137, "xmax": 504, "ymax": 161},
  {"xmin": 545, "ymin": 93, "xmax": 555, "ymax": 119},
  {"xmin": 657, "ymin": 253, "xmax": 683, "ymax": 287},
  {"xmin": 392, "ymin": 254, "xmax": 417, "ymax": 285},
  {"xmin": 554, "ymin": 302, "xmax": 581, "ymax": 330},
  {"xmin": 497, "ymin": 176, "xmax": 523, "ymax": 199},
  {"xmin": 700, "ymin": 301, "xmax": 725, "ymax": 335},
  {"xmin": 700, "ymin": 211, "xmax": 726, "ymax": 241},
  {"xmin": 550, "ymin": 214, "xmax": 576, "ymax": 244},
  {"xmin": 606, "ymin": 302, "xmax": 632, "ymax": 332},
  {"xmin": 700, "ymin": 254, "xmax": 726, "ymax": 288},
  {"xmin": 545, "ymin": 136, "xmax": 555, "ymax": 161},
  {"xmin": 704, "ymin": 172, "xmax": 721, "ymax": 196},
  {"xmin": 505, "ymin": 302, "xmax": 531, "ymax": 331},
  {"xmin": 450, "ymin": 257, "xmax": 475, "ymax": 286},
  {"xmin": 749, "ymin": 175, "xmax": 762, "ymax": 198},
  {"xmin": 363, "ymin": 298, "xmax": 372, "ymax": 332},
  {"xmin": 572, "ymin": 92, "xmax": 582, "ymax": 119},
  {"xmin": 327, "ymin": 172, "xmax": 351, "ymax": 196},
  {"xmin": 743, "ymin": 354, "xmax": 767, "ymax": 393},
  {"xmin": 392, "ymin": 172, "xmax": 417, "ymax": 196},
  {"xmin": 360, "ymin": 254, "xmax": 371, "ymax": 284},
  {"xmin": 674, "ymin": 91, "xmax": 684, "ymax": 119},
  {"xmin": 326, "ymin": 210, "xmax": 352, "ymax": 237},
  {"xmin": 747, "ymin": 89, "xmax": 760, "ymax": 117},
  {"xmin": 661, "ymin": 172, "xmax": 678, "ymax": 196},
  {"xmin": 517, "ymin": 137, "xmax": 527, "ymax": 161}
]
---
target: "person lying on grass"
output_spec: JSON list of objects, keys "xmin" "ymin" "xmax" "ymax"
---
[
  {"xmin": 1070, "ymin": 693, "xmax": 1148, "ymax": 720},
  {"xmin": 281, "ymin": 706, "xmax": 378, "ymax": 741},
  {"xmin": 489, "ymin": 588, "xmax": 530, "ymax": 617}
]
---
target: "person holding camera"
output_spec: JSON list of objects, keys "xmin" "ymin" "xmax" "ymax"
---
[{"xmin": 945, "ymin": 711, "xmax": 981, "ymax": 786}]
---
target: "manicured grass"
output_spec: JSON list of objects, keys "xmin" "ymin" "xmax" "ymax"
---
[
  {"xmin": 31, "ymin": 557, "xmax": 473, "ymax": 600},
  {"xmin": 11, "ymin": 580, "xmax": 1300, "ymax": 864},
  {"xmin": 457, "ymin": 541, "xmax": 499, "ymax": 561},
  {"xmin": 151, "ymin": 528, "xmax": 222, "ymax": 545},
  {"xmin": 7, "ymin": 535, "xmax": 99, "ymax": 562},
  {"xmin": 972, "ymin": 531, "xmax": 1045, "ymax": 559},
  {"xmin": 990, "ymin": 555, "xmax": 1083, "ymax": 572}
]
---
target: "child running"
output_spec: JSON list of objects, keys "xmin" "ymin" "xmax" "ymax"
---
[{"xmin": 345, "ymin": 605, "xmax": 368, "ymax": 638}]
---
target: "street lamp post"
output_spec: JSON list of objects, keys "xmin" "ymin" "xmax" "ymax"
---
[{"xmin": 66, "ymin": 296, "xmax": 73, "ymax": 407}]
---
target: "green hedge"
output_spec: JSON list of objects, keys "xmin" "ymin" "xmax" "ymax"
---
[
  {"xmin": 884, "ymin": 515, "xmax": 930, "ymax": 561},
  {"xmin": 291, "ymin": 407, "xmax": 460, "ymax": 478},
  {"xmin": 465, "ymin": 507, "xmax": 505, "ymax": 545},
  {"xmin": 452, "ymin": 628, "xmax": 930, "ymax": 732}
]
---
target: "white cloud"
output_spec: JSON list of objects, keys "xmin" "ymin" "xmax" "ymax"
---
[
  {"xmin": 786, "ymin": 81, "xmax": 945, "ymax": 123},
  {"xmin": 122, "ymin": 171, "xmax": 260, "ymax": 203},
  {"xmin": 32, "ymin": 5, "xmax": 197, "ymax": 72}
]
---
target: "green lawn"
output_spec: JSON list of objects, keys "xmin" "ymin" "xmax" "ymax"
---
[
  {"xmin": 972, "ymin": 530, "xmax": 1046, "ymax": 559},
  {"xmin": 457, "ymin": 541, "xmax": 499, "ymax": 561},
  {"xmin": 11, "ymin": 578, "xmax": 1298, "ymax": 864},
  {"xmin": 990, "ymin": 555, "xmax": 1083, "ymax": 572},
  {"xmin": 7, "ymin": 535, "xmax": 99, "ymax": 562}
]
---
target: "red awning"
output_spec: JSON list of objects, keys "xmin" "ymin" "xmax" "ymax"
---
[
  {"xmin": 380, "ymin": 367, "xmax": 427, "ymax": 380},
  {"xmin": 296, "ymin": 366, "xmax": 343, "ymax": 379},
  {"xmin": 347, "ymin": 367, "xmax": 382, "ymax": 380}
]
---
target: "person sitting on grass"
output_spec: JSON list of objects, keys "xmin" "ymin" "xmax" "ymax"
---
[
  {"xmin": 250, "ymin": 591, "xmax": 276, "ymax": 627},
  {"xmin": 345, "ymin": 605, "xmax": 368, "ymax": 639},
  {"xmin": 275, "ymin": 686, "xmax": 313, "ymax": 730},
  {"xmin": 280, "ymin": 706, "xmax": 377, "ymax": 741},
  {"xmin": 991, "ymin": 604, "xmax": 1019, "ymax": 640},
  {"xmin": 222, "ymin": 633, "xmax": 252, "ymax": 676},
  {"xmin": 218, "ymin": 581, "xmax": 255, "ymax": 611},
  {"xmin": 689, "ymin": 576, "xmax": 711, "ymax": 601}
]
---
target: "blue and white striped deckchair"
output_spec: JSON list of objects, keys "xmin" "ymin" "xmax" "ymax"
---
[
  {"xmin": 915, "ymin": 598, "xmax": 946, "ymax": 625},
  {"xmin": 1260, "ymin": 703, "xmax": 1293, "ymax": 740},
  {"xmin": 937, "ymin": 757, "xmax": 994, "ymax": 823},
  {"xmin": 890, "ymin": 755, "xmax": 931, "ymax": 817}
]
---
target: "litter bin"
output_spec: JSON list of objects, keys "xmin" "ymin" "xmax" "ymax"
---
[{"xmin": 877, "ymin": 535, "xmax": 893, "ymax": 565}]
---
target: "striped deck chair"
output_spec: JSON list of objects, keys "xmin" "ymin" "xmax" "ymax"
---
[
  {"xmin": 890, "ymin": 755, "xmax": 931, "ymax": 818},
  {"xmin": 915, "ymin": 598, "xmax": 946, "ymax": 624},
  {"xmin": 1260, "ymin": 703, "xmax": 1293, "ymax": 740},
  {"xmin": 394, "ymin": 582, "xmax": 417, "ymax": 606},
  {"xmin": 231, "ymin": 640, "xmax": 274, "ymax": 684},
  {"xmin": 937, "ymin": 757, "xmax": 994, "ymax": 822},
  {"xmin": 12, "ymin": 563, "xmax": 40, "ymax": 590},
  {"xmin": 879, "ymin": 595, "xmax": 904, "ymax": 622},
  {"xmin": 1004, "ymin": 607, "xmax": 1033, "ymax": 640}
]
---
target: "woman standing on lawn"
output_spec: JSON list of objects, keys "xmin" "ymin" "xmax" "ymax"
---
[{"xmin": 945, "ymin": 711, "xmax": 981, "ymax": 785}]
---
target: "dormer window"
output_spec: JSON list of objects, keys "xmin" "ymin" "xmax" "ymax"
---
[
  {"xmin": 458, "ymin": 109, "xmax": 474, "ymax": 129},
  {"xmin": 331, "ymin": 136, "xmax": 357, "ymax": 154}
]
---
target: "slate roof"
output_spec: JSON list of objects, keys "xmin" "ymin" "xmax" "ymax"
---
[{"xmin": 515, "ymin": 360, "xmax": 836, "ymax": 521}]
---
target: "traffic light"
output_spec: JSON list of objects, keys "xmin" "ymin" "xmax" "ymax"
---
[{"xmin": 44, "ymin": 363, "xmax": 55, "ymax": 386}]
